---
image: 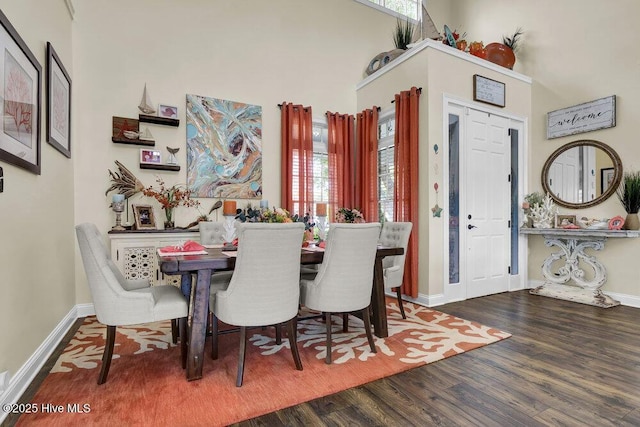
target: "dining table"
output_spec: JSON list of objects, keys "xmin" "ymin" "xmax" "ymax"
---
[{"xmin": 159, "ymin": 245, "xmax": 404, "ymax": 381}]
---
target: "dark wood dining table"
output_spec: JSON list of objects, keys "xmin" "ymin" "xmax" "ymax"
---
[{"xmin": 159, "ymin": 245, "xmax": 404, "ymax": 381}]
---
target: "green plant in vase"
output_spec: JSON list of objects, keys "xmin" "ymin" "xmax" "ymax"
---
[{"xmin": 616, "ymin": 171, "xmax": 640, "ymax": 230}]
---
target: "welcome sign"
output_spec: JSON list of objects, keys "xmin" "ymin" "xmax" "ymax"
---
[{"xmin": 547, "ymin": 95, "xmax": 616, "ymax": 139}]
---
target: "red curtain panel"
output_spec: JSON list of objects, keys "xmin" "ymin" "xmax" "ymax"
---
[
  {"xmin": 280, "ymin": 102, "xmax": 314, "ymax": 213},
  {"xmin": 394, "ymin": 87, "xmax": 420, "ymax": 299},
  {"xmin": 327, "ymin": 111, "xmax": 355, "ymax": 217},
  {"xmin": 355, "ymin": 107, "xmax": 379, "ymax": 222}
]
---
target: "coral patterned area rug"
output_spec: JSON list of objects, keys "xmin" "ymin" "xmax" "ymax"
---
[{"xmin": 17, "ymin": 300, "xmax": 510, "ymax": 426}]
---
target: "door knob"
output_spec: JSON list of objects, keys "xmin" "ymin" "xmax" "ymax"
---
[{"xmin": 467, "ymin": 224, "xmax": 477, "ymax": 229}]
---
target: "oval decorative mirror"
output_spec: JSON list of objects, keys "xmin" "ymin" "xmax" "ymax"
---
[{"xmin": 541, "ymin": 139, "xmax": 622, "ymax": 209}]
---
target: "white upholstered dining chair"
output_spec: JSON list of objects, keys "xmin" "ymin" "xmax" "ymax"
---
[
  {"xmin": 209, "ymin": 222, "xmax": 305, "ymax": 386},
  {"xmin": 299, "ymin": 222, "xmax": 381, "ymax": 364},
  {"xmin": 378, "ymin": 221, "xmax": 413, "ymax": 319},
  {"xmin": 75, "ymin": 223, "xmax": 188, "ymax": 384}
]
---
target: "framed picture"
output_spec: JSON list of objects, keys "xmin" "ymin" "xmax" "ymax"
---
[
  {"xmin": 601, "ymin": 167, "xmax": 615, "ymax": 194},
  {"xmin": 0, "ymin": 10, "xmax": 42, "ymax": 174},
  {"xmin": 555, "ymin": 214, "xmax": 577, "ymax": 228},
  {"xmin": 133, "ymin": 204, "xmax": 156, "ymax": 230},
  {"xmin": 140, "ymin": 149, "xmax": 162, "ymax": 164},
  {"xmin": 547, "ymin": 95, "xmax": 616, "ymax": 139},
  {"xmin": 158, "ymin": 104, "xmax": 178, "ymax": 119},
  {"xmin": 473, "ymin": 74, "xmax": 505, "ymax": 108},
  {"xmin": 46, "ymin": 42, "xmax": 71, "ymax": 158}
]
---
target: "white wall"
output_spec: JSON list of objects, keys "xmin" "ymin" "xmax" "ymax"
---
[
  {"xmin": 71, "ymin": 0, "xmax": 398, "ymax": 303},
  {"xmin": 456, "ymin": 0, "xmax": 640, "ymax": 299},
  {"xmin": 0, "ymin": 0, "xmax": 74, "ymax": 378}
]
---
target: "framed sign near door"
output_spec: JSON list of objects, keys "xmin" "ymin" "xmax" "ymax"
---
[{"xmin": 473, "ymin": 74, "xmax": 505, "ymax": 108}]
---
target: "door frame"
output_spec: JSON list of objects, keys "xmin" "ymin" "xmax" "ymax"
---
[{"xmin": 441, "ymin": 95, "xmax": 529, "ymax": 303}]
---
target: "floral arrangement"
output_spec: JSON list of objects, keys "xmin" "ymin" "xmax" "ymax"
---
[
  {"xmin": 335, "ymin": 207, "xmax": 365, "ymax": 223},
  {"xmin": 259, "ymin": 207, "xmax": 294, "ymax": 223},
  {"xmin": 142, "ymin": 178, "xmax": 199, "ymax": 225}
]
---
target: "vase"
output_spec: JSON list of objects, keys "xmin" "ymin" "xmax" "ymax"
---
[
  {"xmin": 484, "ymin": 43, "xmax": 516, "ymax": 69},
  {"xmin": 165, "ymin": 208, "xmax": 175, "ymax": 229},
  {"xmin": 623, "ymin": 213, "xmax": 640, "ymax": 230}
]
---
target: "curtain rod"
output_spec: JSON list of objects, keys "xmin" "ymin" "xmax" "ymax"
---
[{"xmin": 390, "ymin": 87, "xmax": 422, "ymax": 103}]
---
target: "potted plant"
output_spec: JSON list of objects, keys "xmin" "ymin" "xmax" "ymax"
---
[
  {"xmin": 616, "ymin": 171, "xmax": 640, "ymax": 230},
  {"xmin": 393, "ymin": 18, "xmax": 415, "ymax": 50}
]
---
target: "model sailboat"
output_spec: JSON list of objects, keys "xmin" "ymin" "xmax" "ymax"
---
[
  {"xmin": 138, "ymin": 127, "xmax": 154, "ymax": 142},
  {"xmin": 419, "ymin": 3, "xmax": 441, "ymax": 41},
  {"xmin": 138, "ymin": 83, "xmax": 156, "ymax": 115}
]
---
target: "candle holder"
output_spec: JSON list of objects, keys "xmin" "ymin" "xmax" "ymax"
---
[
  {"xmin": 111, "ymin": 201, "xmax": 126, "ymax": 231},
  {"xmin": 222, "ymin": 215, "xmax": 237, "ymax": 247},
  {"xmin": 316, "ymin": 215, "xmax": 328, "ymax": 241}
]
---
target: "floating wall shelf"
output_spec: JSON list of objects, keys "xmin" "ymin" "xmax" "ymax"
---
[
  {"xmin": 139, "ymin": 114, "xmax": 180, "ymax": 127},
  {"xmin": 139, "ymin": 163, "xmax": 180, "ymax": 172},
  {"xmin": 112, "ymin": 137, "xmax": 155, "ymax": 146}
]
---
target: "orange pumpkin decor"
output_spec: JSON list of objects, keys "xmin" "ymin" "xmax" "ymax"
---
[{"xmin": 469, "ymin": 41, "xmax": 486, "ymax": 59}]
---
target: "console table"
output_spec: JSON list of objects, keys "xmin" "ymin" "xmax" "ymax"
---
[{"xmin": 520, "ymin": 228, "xmax": 640, "ymax": 307}]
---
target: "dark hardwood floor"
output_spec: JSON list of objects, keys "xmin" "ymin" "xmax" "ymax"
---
[
  {"xmin": 238, "ymin": 291, "xmax": 640, "ymax": 426},
  {"xmin": 6, "ymin": 291, "xmax": 640, "ymax": 426}
]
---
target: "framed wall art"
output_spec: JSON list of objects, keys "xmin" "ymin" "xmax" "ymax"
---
[
  {"xmin": 0, "ymin": 9, "xmax": 42, "ymax": 174},
  {"xmin": 133, "ymin": 204, "xmax": 156, "ymax": 230},
  {"xmin": 186, "ymin": 94, "xmax": 262, "ymax": 198},
  {"xmin": 473, "ymin": 74, "xmax": 505, "ymax": 108},
  {"xmin": 547, "ymin": 95, "xmax": 616, "ymax": 139},
  {"xmin": 46, "ymin": 42, "xmax": 71, "ymax": 158},
  {"xmin": 140, "ymin": 149, "xmax": 161, "ymax": 164},
  {"xmin": 601, "ymin": 167, "xmax": 615, "ymax": 194},
  {"xmin": 158, "ymin": 104, "xmax": 178, "ymax": 119}
]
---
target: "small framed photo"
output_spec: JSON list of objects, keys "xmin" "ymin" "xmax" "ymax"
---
[
  {"xmin": 133, "ymin": 204, "xmax": 156, "ymax": 230},
  {"xmin": 140, "ymin": 149, "xmax": 162, "ymax": 164},
  {"xmin": 158, "ymin": 104, "xmax": 178, "ymax": 119},
  {"xmin": 601, "ymin": 167, "xmax": 615, "ymax": 194},
  {"xmin": 556, "ymin": 214, "xmax": 577, "ymax": 228}
]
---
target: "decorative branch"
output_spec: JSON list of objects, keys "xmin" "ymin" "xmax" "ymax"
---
[{"xmin": 105, "ymin": 160, "xmax": 144, "ymax": 199}]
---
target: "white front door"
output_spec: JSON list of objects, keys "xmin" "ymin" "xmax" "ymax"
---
[{"xmin": 465, "ymin": 109, "xmax": 511, "ymax": 298}]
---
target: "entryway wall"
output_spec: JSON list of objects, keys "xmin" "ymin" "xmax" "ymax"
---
[{"xmin": 356, "ymin": 40, "xmax": 532, "ymax": 306}]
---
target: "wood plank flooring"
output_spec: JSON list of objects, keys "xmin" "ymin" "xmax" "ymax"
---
[
  {"xmin": 238, "ymin": 291, "xmax": 640, "ymax": 426},
  {"xmin": 5, "ymin": 290, "xmax": 639, "ymax": 426}
]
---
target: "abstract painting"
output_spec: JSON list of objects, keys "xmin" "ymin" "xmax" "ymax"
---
[{"xmin": 186, "ymin": 94, "xmax": 262, "ymax": 198}]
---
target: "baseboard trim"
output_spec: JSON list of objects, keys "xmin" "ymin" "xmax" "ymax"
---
[
  {"xmin": 0, "ymin": 303, "xmax": 95, "ymax": 424},
  {"xmin": 385, "ymin": 291, "xmax": 445, "ymax": 308}
]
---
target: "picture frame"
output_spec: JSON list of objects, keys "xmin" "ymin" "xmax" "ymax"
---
[
  {"xmin": 473, "ymin": 74, "xmax": 505, "ymax": 108},
  {"xmin": 46, "ymin": 42, "xmax": 71, "ymax": 158},
  {"xmin": 555, "ymin": 214, "xmax": 577, "ymax": 228},
  {"xmin": 158, "ymin": 104, "xmax": 178, "ymax": 119},
  {"xmin": 601, "ymin": 167, "xmax": 615, "ymax": 194},
  {"xmin": 140, "ymin": 149, "xmax": 162, "ymax": 164},
  {"xmin": 133, "ymin": 204, "xmax": 156, "ymax": 230},
  {"xmin": 547, "ymin": 95, "xmax": 616, "ymax": 139},
  {"xmin": 0, "ymin": 10, "xmax": 42, "ymax": 174}
]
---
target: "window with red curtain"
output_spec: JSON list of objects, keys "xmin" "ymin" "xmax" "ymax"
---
[
  {"xmin": 394, "ymin": 86, "xmax": 420, "ymax": 299},
  {"xmin": 327, "ymin": 111, "xmax": 355, "ymax": 218},
  {"xmin": 355, "ymin": 107, "xmax": 379, "ymax": 222},
  {"xmin": 280, "ymin": 102, "xmax": 313, "ymax": 215}
]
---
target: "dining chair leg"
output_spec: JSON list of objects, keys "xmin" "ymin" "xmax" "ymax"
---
[
  {"xmin": 237, "ymin": 326, "xmax": 247, "ymax": 387},
  {"xmin": 179, "ymin": 317, "xmax": 188, "ymax": 369},
  {"xmin": 325, "ymin": 312, "xmax": 332, "ymax": 364},
  {"xmin": 286, "ymin": 317, "xmax": 303, "ymax": 371},
  {"xmin": 98, "ymin": 325, "xmax": 116, "ymax": 385},
  {"xmin": 396, "ymin": 287, "xmax": 406, "ymax": 319},
  {"xmin": 211, "ymin": 313, "xmax": 219, "ymax": 360},
  {"xmin": 275, "ymin": 324, "xmax": 282, "ymax": 345},
  {"xmin": 342, "ymin": 313, "xmax": 349, "ymax": 332},
  {"xmin": 171, "ymin": 319, "xmax": 179, "ymax": 344},
  {"xmin": 362, "ymin": 307, "xmax": 377, "ymax": 354}
]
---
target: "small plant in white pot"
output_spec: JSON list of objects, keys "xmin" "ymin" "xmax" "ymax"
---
[{"xmin": 616, "ymin": 170, "xmax": 640, "ymax": 230}]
